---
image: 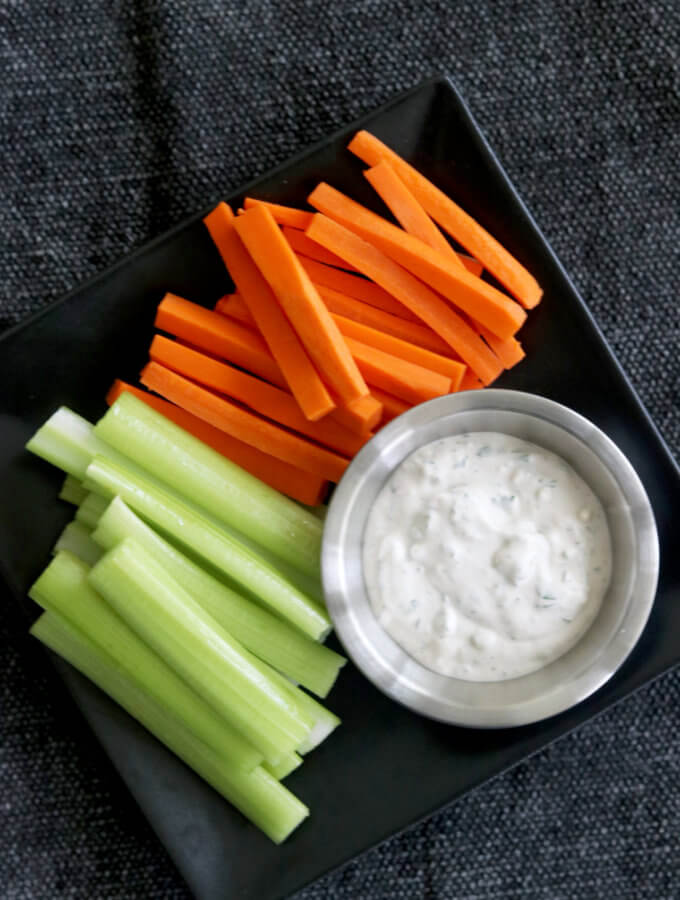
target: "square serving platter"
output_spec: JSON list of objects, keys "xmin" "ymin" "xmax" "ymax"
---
[{"xmin": 1, "ymin": 77, "xmax": 679, "ymax": 900}]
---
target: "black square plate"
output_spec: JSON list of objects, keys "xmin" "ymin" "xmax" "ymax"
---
[{"xmin": 2, "ymin": 77, "xmax": 679, "ymax": 900}]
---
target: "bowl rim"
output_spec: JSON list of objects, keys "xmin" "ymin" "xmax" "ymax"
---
[{"xmin": 321, "ymin": 389, "xmax": 660, "ymax": 728}]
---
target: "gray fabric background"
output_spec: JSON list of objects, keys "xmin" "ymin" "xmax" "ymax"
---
[{"xmin": 2, "ymin": 1, "xmax": 679, "ymax": 898}]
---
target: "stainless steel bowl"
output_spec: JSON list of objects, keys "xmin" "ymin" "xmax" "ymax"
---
[{"xmin": 322, "ymin": 390, "xmax": 659, "ymax": 728}]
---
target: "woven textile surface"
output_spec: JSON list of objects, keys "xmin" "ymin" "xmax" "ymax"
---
[{"xmin": 1, "ymin": 1, "xmax": 679, "ymax": 897}]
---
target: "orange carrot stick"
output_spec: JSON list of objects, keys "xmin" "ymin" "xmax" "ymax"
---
[
  {"xmin": 286, "ymin": 215, "xmax": 477, "ymax": 275},
  {"xmin": 297, "ymin": 254, "xmax": 419, "ymax": 321},
  {"xmin": 306, "ymin": 215, "xmax": 503, "ymax": 385},
  {"xmin": 332, "ymin": 315, "xmax": 466, "ymax": 390},
  {"xmin": 476, "ymin": 323, "xmax": 525, "ymax": 369},
  {"xmin": 281, "ymin": 226, "xmax": 356, "ymax": 270},
  {"xmin": 214, "ymin": 295, "xmax": 249, "ymax": 326},
  {"xmin": 155, "ymin": 293, "xmax": 287, "ymax": 388},
  {"xmin": 459, "ymin": 370, "xmax": 485, "ymax": 391},
  {"xmin": 242, "ymin": 198, "xmax": 314, "ymax": 230},
  {"xmin": 105, "ymin": 380, "xmax": 327, "ymax": 506},
  {"xmin": 149, "ymin": 335, "xmax": 369, "ymax": 458},
  {"xmin": 348, "ymin": 130, "xmax": 543, "ymax": 308},
  {"xmin": 330, "ymin": 394, "xmax": 382, "ymax": 435},
  {"xmin": 215, "ymin": 294, "xmax": 251, "ymax": 322},
  {"xmin": 140, "ymin": 362, "xmax": 349, "ymax": 483},
  {"xmin": 365, "ymin": 163, "xmax": 483, "ymax": 276},
  {"xmin": 313, "ymin": 285, "xmax": 454, "ymax": 356},
  {"xmin": 217, "ymin": 294, "xmax": 464, "ymax": 389},
  {"xmin": 342, "ymin": 337, "xmax": 451, "ymax": 405},
  {"xmin": 234, "ymin": 205, "xmax": 369, "ymax": 403},
  {"xmin": 364, "ymin": 161, "xmax": 464, "ymax": 268},
  {"xmin": 308, "ymin": 182, "xmax": 526, "ymax": 340},
  {"xmin": 370, "ymin": 387, "xmax": 409, "ymax": 424},
  {"xmin": 203, "ymin": 202, "xmax": 334, "ymax": 422}
]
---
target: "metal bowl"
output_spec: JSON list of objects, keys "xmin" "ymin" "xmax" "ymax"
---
[{"xmin": 322, "ymin": 390, "xmax": 659, "ymax": 728}]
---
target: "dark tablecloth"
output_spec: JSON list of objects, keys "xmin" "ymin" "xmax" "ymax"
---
[{"xmin": 2, "ymin": 2, "xmax": 679, "ymax": 898}]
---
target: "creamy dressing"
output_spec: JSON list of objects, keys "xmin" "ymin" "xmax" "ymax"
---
[{"xmin": 362, "ymin": 432, "xmax": 612, "ymax": 681}]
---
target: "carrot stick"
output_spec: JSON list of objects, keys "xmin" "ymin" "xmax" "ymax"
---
[
  {"xmin": 342, "ymin": 337, "xmax": 451, "ymax": 405},
  {"xmin": 348, "ymin": 130, "xmax": 542, "ymax": 309},
  {"xmin": 370, "ymin": 387, "xmax": 409, "ymax": 424},
  {"xmin": 332, "ymin": 315, "xmax": 466, "ymax": 390},
  {"xmin": 459, "ymin": 370, "xmax": 485, "ymax": 391},
  {"xmin": 330, "ymin": 394, "xmax": 382, "ymax": 435},
  {"xmin": 296, "ymin": 255, "xmax": 419, "ymax": 321},
  {"xmin": 364, "ymin": 161, "xmax": 464, "ymax": 268},
  {"xmin": 305, "ymin": 215, "xmax": 503, "ymax": 385},
  {"xmin": 308, "ymin": 182, "xmax": 526, "ymax": 340},
  {"xmin": 234, "ymin": 205, "xmax": 369, "ymax": 403},
  {"xmin": 476, "ymin": 323, "xmax": 525, "ymax": 369},
  {"xmin": 215, "ymin": 294, "xmax": 251, "ymax": 322},
  {"xmin": 365, "ymin": 163, "xmax": 483, "ymax": 276},
  {"xmin": 281, "ymin": 226, "xmax": 356, "ymax": 270},
  {"xmin": 203, "ymin": 203, "xmax": 334, "ymax": 422},
  {"xmin": 312, "ymin": 285, "xmax": 454, "ymax": 356},
  {"xmin": 242, "ymin": 198, "xmax": 314, "ymax": 230},
  {"xmin": 140, "ymin": 362, "xmax": 349, "ymax": 483},
  {"xmin": 105, "ymin": 380, "xmax": 327, "ymax": 506},
  {"xmin": 155, "ymin": 294, "xmax": 288, "ymax": 387},
  {"xmin": 287, "ymin": 217, "xmax": 477, "ymax": 275},
  {"xmin": 218, "ymin": 294, "xmax": 464, "ymax": 389},
  {"xmin": 149, "ymin": 335, "xmax": 369, "ymax": 458}
]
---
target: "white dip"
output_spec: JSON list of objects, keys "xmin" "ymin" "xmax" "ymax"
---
[{"xmin": 362, "ymin": 431, "xmax": 612, "ymax": 682}]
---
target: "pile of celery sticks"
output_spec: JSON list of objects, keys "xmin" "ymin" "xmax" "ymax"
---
[{"xmin": 26, "ymin": 391, "xmax": 346, "ymax": 843}]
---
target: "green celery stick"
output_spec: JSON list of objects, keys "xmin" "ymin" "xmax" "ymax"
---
[
  {"xmin": 58, "ymin": 474, "xmax": 88, "ymax": 506},
  {"xmin": 30, "ymin": 611, "xmax": 308, "ymax": 843},
  {"xmin": 263, "ymin": 752, "xmax": 303, "ymax": 781},
  {"xmin": 89, "ymin": 539, "xmax": 313, "ymax": 762},
  {"xmin": 267, "ymin": 555, "xmax": 326, "ymax": 611},
  {"xmin": 266, "ymin": 667, "xmax": 341, "ymax": 754},
  {"xmin": 26, "ymin": 407, "xmax": 130, "ymax": 481},
  {"xmin": 94, "ymin": 392, "xmax": 322, "ymax": 578},
  {"xmin": 29, "ymin": 552, "xmax": 262, "ymax": 772},
  {"xmin": 75, "ymin": 492, "xmax": 110, "ymax": 530},
  {"xmin": 52, "ymin": 521, "xmax": 102, "ymax": 566},
  {"xmin": 164, "ymin": 511, "xmax": 326, "ymax": 612},
  {"xmin": 84, "ymin": 456, "xmax": 331, "ymax": 641},
  {"xmin": 92, "ymin": 498, "xmax": 344, "ymax": 697}
]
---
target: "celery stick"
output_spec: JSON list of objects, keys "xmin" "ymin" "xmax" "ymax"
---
[
  {"xmin": 26, "ymin": 407, "xmax": 130, "ymax": 482},
  {"xmin": 89, "ymin": 539, "xmax": 313, "ymax": 763},
  {"xmin": 263, "ymin": 752, "xmax": 302, "ymax": 781},
  {"xmin": 52, "ymin": 521, "xmax": 102, "ymax": 566},
  {"xmin": 29, "ymin": 552, "xmax": 262, "ymax": 771},
  {"xmin": 31, "ymin": 612, "xmax": 308, "ymax": 842},
  {"xmin": 58, "ymin": 474, "xmax": 88, "ymax": 506},
  {"xmin": 92, "ymin": 498, "xmax": 344, "ymax": 696},
  {"xmin": 94, "ymin": 393, "xmax": 322, "ymax": 578},
  {"xmin": 85, "ymin": 456, "xmax": 331, "ymax": 641},
  {"xmin": 178, "ymin": 514, "xmax": 326, "ymax": 612},
  {"xmin": 267, "ymin": 555, "xmax": 326, "ymax": 611},
  {"xmin": 267, "ymin": 668, "xmax": 341, "ymax": 755},
  {"xmin": 75, "ymin": 493, "xmax": 110, "ymax": 530}
]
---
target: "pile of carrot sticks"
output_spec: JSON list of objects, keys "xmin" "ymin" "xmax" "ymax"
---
[{"xmin": 108, "ymin": 131, "xmax": 542, "ymax": 506}]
